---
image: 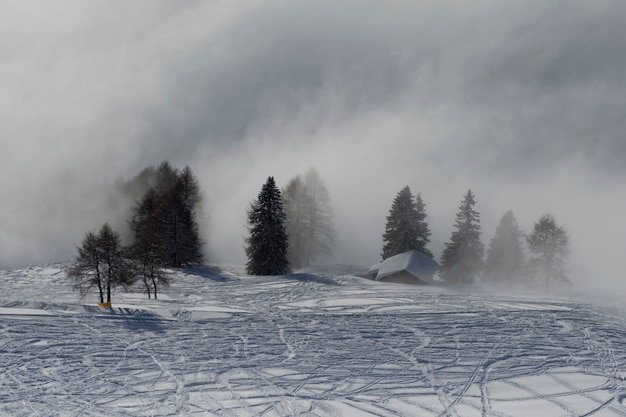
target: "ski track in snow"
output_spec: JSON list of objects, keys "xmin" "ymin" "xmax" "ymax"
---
[{"xmin": 0, "ymin": 264, "xmax": 625, "ymax": 416}]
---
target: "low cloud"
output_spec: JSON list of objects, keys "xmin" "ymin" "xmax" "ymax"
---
[{"xmin": 1, "ymin": 1, "xmax": 625, "ymax": 294}]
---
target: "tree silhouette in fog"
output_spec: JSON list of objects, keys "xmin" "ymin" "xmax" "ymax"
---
[
  {"xmin": 527, "ymin": 214, "xmax": 569, "ymax": 290},
  {"xmin": 439, "ymin": 190, "xmax": 484, "ymax": 285}
]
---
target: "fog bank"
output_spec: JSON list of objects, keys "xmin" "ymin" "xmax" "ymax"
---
[{"xmin": 1, "ymin": 1, "xmax": 625, "ymax": 293}]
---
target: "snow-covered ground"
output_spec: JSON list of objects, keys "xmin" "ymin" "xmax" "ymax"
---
[{"xmin": 0, "ymin": 264, "xmax": 625, "ymax": 417}]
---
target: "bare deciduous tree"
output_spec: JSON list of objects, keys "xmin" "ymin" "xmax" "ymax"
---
[
  {"xmin": 67, "ymin": 223, "xmax": 134, "ymax": 304},
  {"xmin": 283, "ymin": 168, "xmax": 335, "ymax": 269},
  {"xmin": 526, "ymin": 214, "xmax": 569, "ymax": 290}
]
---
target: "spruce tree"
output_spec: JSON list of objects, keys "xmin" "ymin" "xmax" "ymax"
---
[
  {"xmin": 245, "ymin": 177, "xmax": 290, "ymax": 275},
  {"xmin": 526, "ymin": 214, "xmax": 569, "ymax": 290},
  {"xmin": 381, "ymin": 186, "xmax": 432, "ymax": 260},
  {"xmin": 414, "ymin": 193, "xmax": 433, "ymax": 258},
  {"xmin": 439, "ymin": 190, "xmax": 484, "ymax": 284},
  {"xmin": 484, "ymin": 210, "xmax": 526, "ymax": 284}
]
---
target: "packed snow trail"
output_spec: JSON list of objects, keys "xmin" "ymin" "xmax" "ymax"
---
[{"xmin": 0, "ymin": 264, "xmax": 625, "ymax": 416}]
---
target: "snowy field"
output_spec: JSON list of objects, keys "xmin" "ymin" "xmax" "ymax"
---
[{"xmin": 0, "ymin": 264, "xmax": 625, "ymax": 417}]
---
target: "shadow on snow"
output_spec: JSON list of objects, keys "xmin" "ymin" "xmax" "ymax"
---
[
  {"xmin": 287, "ymin": 273, "xmax": 342, "ymax": 286},
  {"xmin": 81, "ymin": 305, "xmax": 168, "ymax": 333},
  {"xmin": 181, "ymin": 265, "xmax": 231, "ymax": 283}
]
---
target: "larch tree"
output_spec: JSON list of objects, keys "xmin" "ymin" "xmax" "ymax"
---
[
  {"xmin": 128, "ymin": 189, "xmax": 171, "ymax": 299},
  {"xmin": 439, "ymin": 190, "xmax": 484, "ymax": 285},
  {"xmin": 154, "ymin": 161, "xmax": 179, "ymax": 195},
  {"xmin": 245, "ymin": 176, "xmax": 290, "ymax": 275},
  {"xmin": 67, "ymin": 223, "xmax": 134, "ymax": 304},
  {"xmin": 178, "ymin": 165, "xmax": 202, "ymax": 208},
  {"xmin": 282, "ymin": 175, "xmax": 308, "ymax": 269},
  {"xmin": 381, "ymin": 186, "xmax": 433, "ymax": 260},
  {"xmin": 282, "ymin": 168, "xmax": 335, "ymax": 269},
  {"xmin": 526, "ymin": 214, "xmax": 570, "ymax": 290},
  {"xmin": 484, "ymin": 210, "xmax": 526, "ymax": 284},
  {"xmin": 128, "ymin": 162, "xmax": 204, "ymax": 269},
  {"xmin": 155, "ymin": 189, "xmax": 203, "ymax": 267},
  {"xmin": 67, "ymin": 230, "xmax": 103, "ymax": 302},
  {"xmin": 129, "ymin": 189, "xmax": 158, "ymax": 245}
]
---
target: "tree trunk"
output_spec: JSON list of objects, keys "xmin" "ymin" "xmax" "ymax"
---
[
  {"xmin": 95, "ymin": 265, "xmax": 104, "ymax": 304},
  {"xmin": 97, "ymin": 282, "xmax": 104, "ymax": 304},
  {"xmin": 142, "ymin": 262, "xmax": 151, "ymax": 298}
]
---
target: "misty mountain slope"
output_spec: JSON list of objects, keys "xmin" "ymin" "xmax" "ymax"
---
[{"xmin": 0, "ymin": 264, "xmax": 625, "ymax": 417}]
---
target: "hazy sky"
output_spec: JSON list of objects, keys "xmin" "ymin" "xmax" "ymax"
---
[{"xmin": 1, "ymin": 1, "xmax": 625, "ymax": 292}]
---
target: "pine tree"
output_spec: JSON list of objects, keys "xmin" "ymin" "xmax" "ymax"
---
[
  {"xmin": 381, "ymin": 186, "xmax": 432, "ymax": 260},
  {"xmin": 526, "ymin": 214, "xmax": 569, "ymax": 290},
  {"xmin": 67, "ymin": 223, "xmax": 134, "ymax": 304},
  {"xmin": 245, "ymin": 177, "xmax": 290, "ymax": 275},
  {"xmin": 439, "ymin": 190, "xmax": 484, "ymax": 284},
  {"xmin": 484, "ymin": 210, "xmax": 526, "ymax": 284},
  {"xmin": 282, "ymin": 168, "xmax": 335, "ymax": 269}
]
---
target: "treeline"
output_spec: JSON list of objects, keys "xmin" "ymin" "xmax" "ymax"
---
[
  {"xmin": 68, "ymin": 163, "xmax": 571, "ymax": 303},
  {"xmin": 244, "ymin": 178, "xmax": 570, "ymax": 291},
  {"xmin": 67, "ymin": 162, "xmax": 203, "ymax": 303},
  {"xmin": 381, "ymin": 187, "xmax": 570, "ymax": 290}
]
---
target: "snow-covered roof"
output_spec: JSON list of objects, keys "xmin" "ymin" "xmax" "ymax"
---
[
  {"xmin": 374, "ymin": 250, "xmax": 438, "ymax": 284},
  {"xmin": 367, "ymin": 262, "xmax": 382, "ymax": 276}
]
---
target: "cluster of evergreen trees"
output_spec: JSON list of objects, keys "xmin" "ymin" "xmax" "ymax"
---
[
  {"xmin": 381, "ymin": 187, "xmax": 570, "ymax": 290},
  {"xmin": 381, "ymin": 186, "xmax": 432, "ymax": 260},
  {"xmin": 67, "ymin": 162, "xmax": 204, "ymax": 303},
  {"xmin": 245, "ymin": 169, "xmax": 335, "ymax": 275}
]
